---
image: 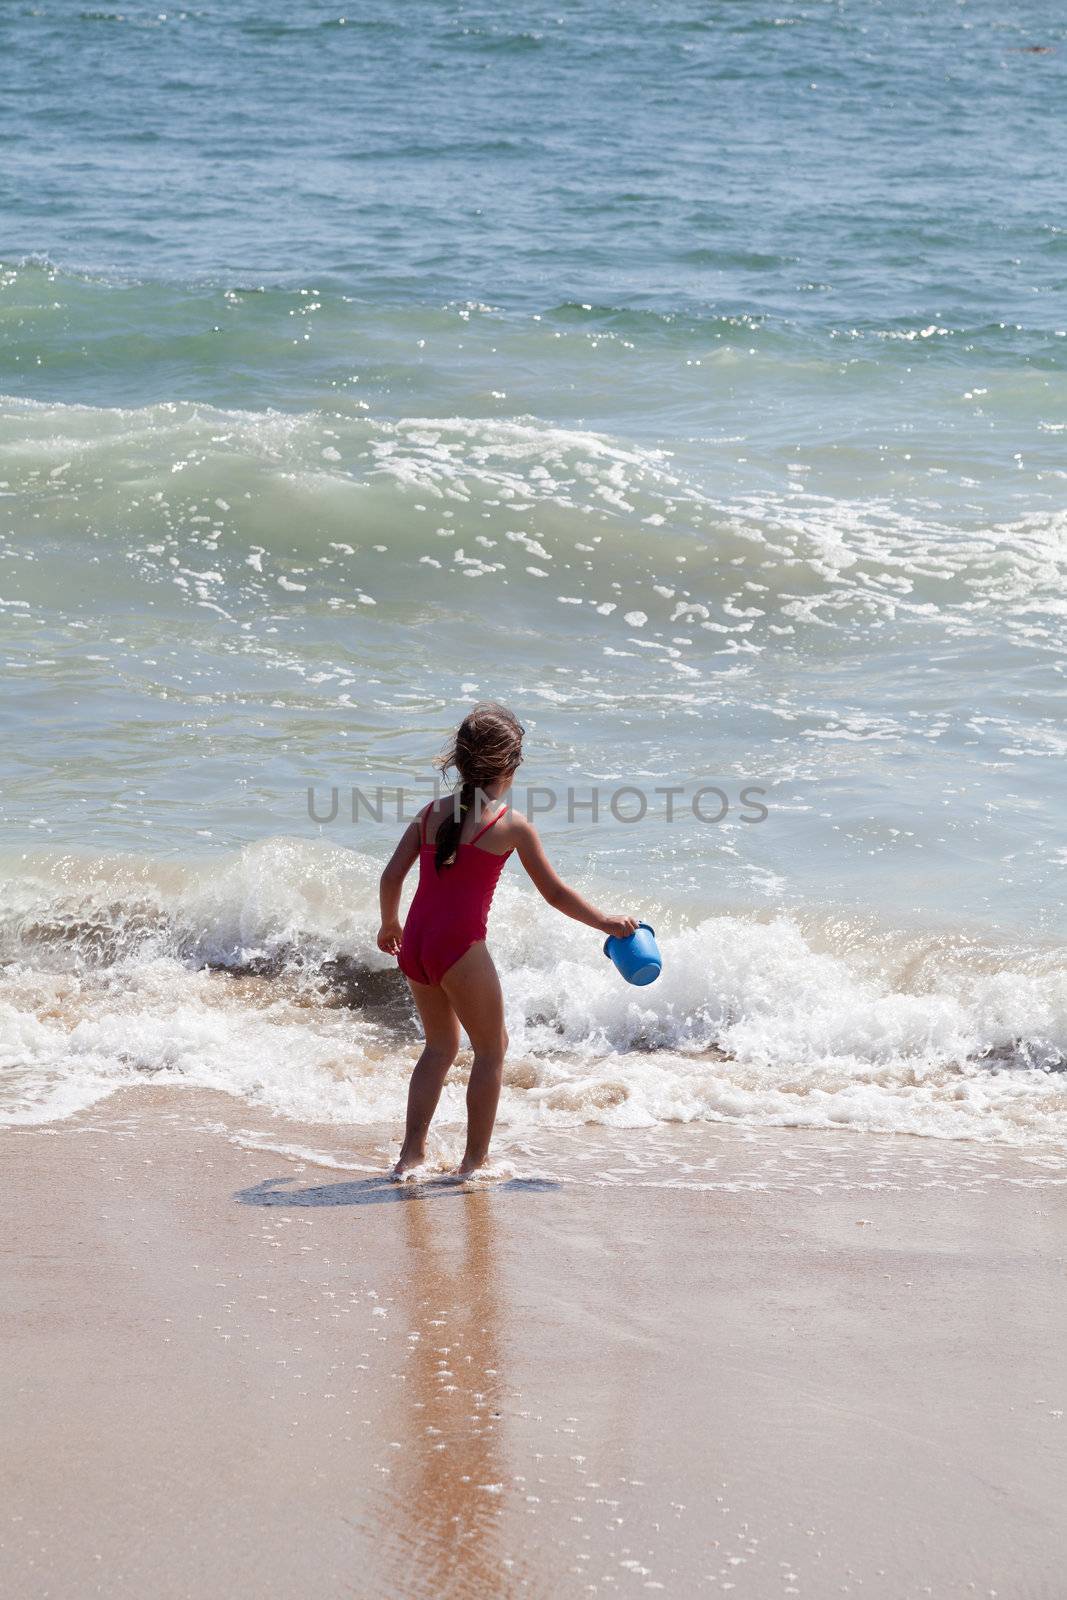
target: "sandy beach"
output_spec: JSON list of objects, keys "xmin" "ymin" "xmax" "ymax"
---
[
  {"xmin": 2, "ymin": 1091, "xmax": 1064, "ymax": 1600},
  {"xmin": 4, "ymin": 2, "xmax": 1066, "ymax": 1596}
]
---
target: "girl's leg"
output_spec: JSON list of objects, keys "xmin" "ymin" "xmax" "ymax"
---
[
  {"xmin": 440, "ymin": 942, "xmax": 508, "ymax": 1175},
  {"xmin": 394, "ymin": 979, "xmax": 461, "ymax": 1176}
]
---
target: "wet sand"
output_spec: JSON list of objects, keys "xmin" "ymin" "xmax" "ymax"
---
[{"xmin": 1, "ymin": 1091, "xmax": 1065, "ymax": 1600}]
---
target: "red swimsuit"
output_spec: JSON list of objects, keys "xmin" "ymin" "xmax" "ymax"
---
[{"xmin": 396, "ymin": 803, "xmax": 513, "ymax": 986}]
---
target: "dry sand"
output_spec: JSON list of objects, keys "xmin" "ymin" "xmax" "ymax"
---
[{"xmin": 1, "ymin": 1090, "xmax": 1065, "ymax": 1600}]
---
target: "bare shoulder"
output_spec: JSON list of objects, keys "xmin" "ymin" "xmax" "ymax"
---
[
  {"xmin": 497, "ymin": 808, "xmax": 559, "ymax": 888},
  {"xmin": 420, "ymin": 797, "xmax": 450, "ymax": 844},
  {"xmin": 495, "ymin": 804, "xmax": 535, "ymax": 853}
]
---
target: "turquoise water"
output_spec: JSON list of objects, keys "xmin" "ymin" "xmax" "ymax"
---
[{"xmin": 1, "ymin": 1, "xmax": 1065, "ymax": 1142}]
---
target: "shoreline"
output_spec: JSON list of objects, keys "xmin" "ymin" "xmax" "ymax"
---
[{"xmin": 2, "ymin": 1090, "xmax": 1065, "ymax": 1598}]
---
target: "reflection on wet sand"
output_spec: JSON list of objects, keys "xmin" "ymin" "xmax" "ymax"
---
[
  {"xmin": 234, "ymin": 1172, "xmax": 561, "ymax": 1594},
  {"xmin": 385, "ymin": 1190, "xmax": 519, "ymax": 1598}
]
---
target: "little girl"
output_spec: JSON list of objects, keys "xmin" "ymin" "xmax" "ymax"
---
[{"xmin": 377, "ymin": 702, "xmax": 638, "ymax": 1177}]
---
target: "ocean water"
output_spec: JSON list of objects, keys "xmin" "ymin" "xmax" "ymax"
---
[{"xmin": 1, "ymin": 1, "xmax": 1065, "ymax": 1150}]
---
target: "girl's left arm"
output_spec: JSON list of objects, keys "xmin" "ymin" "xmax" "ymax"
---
[
  {"xmin": 513, "ymin": 817, "xmax": 638, "ymax": 937},
  {"xmin": 377, "ymin": 818, "xmax": 421, "ymax": 955}
]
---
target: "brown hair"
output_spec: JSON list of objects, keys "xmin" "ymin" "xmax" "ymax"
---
[{"xmin": 432, "ymin": 702, "xmax": 525, "ymax": 872}]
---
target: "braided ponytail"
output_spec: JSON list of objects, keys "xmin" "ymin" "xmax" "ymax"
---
[
  {"xmin": 433, "ymin": 779, "xmax": 477, "ymax": 872},
  {"xmin": 432, "ymin": 703, "xmax": 525, "ymax": 873}
]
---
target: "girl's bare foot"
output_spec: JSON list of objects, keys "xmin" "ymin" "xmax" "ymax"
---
[
  {"xmin": 455, "ymin": 1154, "xmax": 487, "ymax": 1178},
  {"xmin": 391, "ymin": 1148, "xmax": 426, "ymax": 1180}
]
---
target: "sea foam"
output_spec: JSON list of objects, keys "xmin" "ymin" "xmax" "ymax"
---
[{"xmin": 1, "ymin": 839, "xmax": 1064, "ymax": 1145}]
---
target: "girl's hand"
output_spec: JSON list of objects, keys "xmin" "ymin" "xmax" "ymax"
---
[
  {"xmin": 377, "ymin": 921, "xmax": 403, "ymax": 956},
  {"xmin": 601, "ymin": 914, "xmax": 639, "ymax": 939}
]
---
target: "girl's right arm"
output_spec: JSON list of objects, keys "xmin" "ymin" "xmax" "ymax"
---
[
  {"xmin": 514, "ymin": 819, "xmax": 638, "ymax": 938},
  {"xmin": 377, "ymin": 815, "xmax": 422, "ymax": 954}
]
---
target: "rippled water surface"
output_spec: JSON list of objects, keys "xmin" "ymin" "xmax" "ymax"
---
[{"xmin": 1, "ymin": 1, "xmax": 1064, "ymax": 1144}]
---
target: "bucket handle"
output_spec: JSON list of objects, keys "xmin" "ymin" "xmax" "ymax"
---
[{"xmin": 603, "ymin": 921, "xmax": 655, "ymax": 959}]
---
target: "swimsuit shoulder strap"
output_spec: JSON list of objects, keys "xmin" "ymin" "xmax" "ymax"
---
[
  {"xmin": 419, "ymin": 803, "xmax": 433, "ymax": 845},
  {"xmin": 468, "ymin": 804, "xmax": 508, "ymax": 845}
]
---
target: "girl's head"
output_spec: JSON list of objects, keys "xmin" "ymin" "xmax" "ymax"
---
[{"xmin": 433, "ymin": 702, "xmax": 524, "ymax": 870}]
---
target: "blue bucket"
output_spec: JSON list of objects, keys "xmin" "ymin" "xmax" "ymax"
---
[{"xmin": 603, "ymin": 921, "xmax": 662, "ymax": 986}]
